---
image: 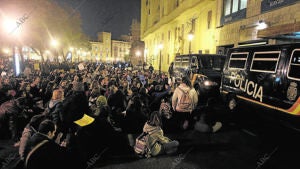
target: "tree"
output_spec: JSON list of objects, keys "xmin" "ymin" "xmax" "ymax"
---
[{"xmin": 0, "ymin": 0, "xmax": 90, "ymax": 62}]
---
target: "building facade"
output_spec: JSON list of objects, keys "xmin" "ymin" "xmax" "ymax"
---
[
  {"xmin": 141, "ymin": 0, "xmax": 219, "ymax": 72},
  {"xmin": 90, "ymin": 32, "xmax": 112, "ymax": 62},
  {"xmin": 216, "ymin": 0, "xmax": 300, "ymax": 54},
  {"xmin": 141, "ymin": 0, "xmax": 300, "ymax": 72},
  {"xmin": 112, "ymin": 40, "xmax": 131, "ymax": 62},
  {"xmin": 90, "ymin": 32, "xmax": 133, "ymax": 63}
]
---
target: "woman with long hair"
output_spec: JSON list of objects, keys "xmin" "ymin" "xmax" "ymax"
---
[{"xmin": 143, "ymin": 111, "xmax": 179, "ymax": 156}]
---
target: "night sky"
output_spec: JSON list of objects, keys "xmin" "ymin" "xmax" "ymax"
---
[{"xmin": 54, "ymin": 0, "xmax": 141, "ymax": 40}]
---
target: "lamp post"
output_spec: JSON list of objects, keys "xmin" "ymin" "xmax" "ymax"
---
[
  {"xmin": 135, "ymin": 50, "xmax": 141, "ymax": 66},
  {"xmin": 158, "ymin": 44, "xmax": 163, "ymax": 74},
  {"xmin": 2, "ymin": 48, "xmax": 10, "ymax": 57},
  {"xmin": 188, "ymin": 32, "xmax": 194, "ymax": 54},
  {"xmin": 3, "ymin": 17, "xmax": 22, "ymax": 76}
]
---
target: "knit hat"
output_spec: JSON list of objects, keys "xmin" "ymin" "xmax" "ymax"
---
[{"xmin": 96, "ymin": 95, "xmax": 107, "ymax": 108}]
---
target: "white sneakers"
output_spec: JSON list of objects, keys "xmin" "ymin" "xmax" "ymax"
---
[{"xmin": 212, "ymin": 122, "xmax": 222, "ymax": 133}]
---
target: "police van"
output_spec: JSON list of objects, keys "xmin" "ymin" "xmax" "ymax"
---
[
  {"xmin": 220, "ymin": 43, "xmax": 300, "ymax": 130},
  {"xmin": 173, "ymin": 54, "xmax": 225, "ymax": 104}
]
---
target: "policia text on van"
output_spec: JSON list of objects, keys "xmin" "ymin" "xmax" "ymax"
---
[{"xmin": 220, "ymin": 43, "xmax": 300, "ymax": 130}]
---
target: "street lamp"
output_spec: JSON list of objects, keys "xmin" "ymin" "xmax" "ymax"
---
[
  {"xmin": 188, "ymin": 32, "xmax": 194, "ymax": 54},
  {"xmin": 51, "ymin": 39, "xmax": 59, "ymax": 48},
  {"xmin": 158, "ymin": 44, "xmax": 163, "ymax": 74},
  {"xmin": 135, "ymin": 50, "xmax": 141, "ymax": 66},
  {"xmin": 3, "ymin": 18, "xmax": 19, "ymax": 35},
  {"xmin": 2, "ymin": 48, "xmax": 10, "ymax": 56},
  {"xmin": 3, "ymin": 18, "xmax": 22, "ymax": 76}
]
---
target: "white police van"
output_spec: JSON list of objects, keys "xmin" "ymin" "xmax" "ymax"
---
[{"xmin": 220, "ymin": 43, "xmax": 300, "ymax": 130}]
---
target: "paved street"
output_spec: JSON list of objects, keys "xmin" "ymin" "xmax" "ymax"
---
[{"xmin": 1, "ymin": 102, "xmax": 300, "ymax": 169}]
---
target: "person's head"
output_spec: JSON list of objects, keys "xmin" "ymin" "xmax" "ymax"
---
[
  {"xmin": 60, "ymin": 80, "xmax": 68, "ymax": 88},
  {"xmin": 109, "ymin": 84, "xmax": 118, "ymax": 94},
  {"xmin": 148, "ymin": 111, "xmax": 162, "ymax": 127},
  {"xmin": 33, "ymin": 77, "xmax": 41, "ymax": 84},
  {"xmin": 73, "ymin": 75, "xmax": 79, "ymax": 82},
  {"xmin": 139, "ymin": 87, "xmax": 147, "ymax": 95},
  {"xmin": 131, "ymin": 86, "xmax": 139, "ymax": 95},
  {"xmin": 25, "ymin": 83, "xmax": 31, "ymax": 92},
  {"xmin": 29, "ymin": 114, "xmax": 46, "ymax": 131},
  {"xmin": 96, "ymin": 95, "xmax": 107, "ymax": 108},
  {"xmin": 38, "ymin": 120, "xmax": 56, "ymax": 139},
  {"xmin": 51, "ymin": 89, "xmax": 64, "ymax": 100},
  {"xmin": 181, "ymin": 76, "xmax": 192, "ymax": 87},
  {"xmin": 72, "ymin": 81, "xmax": 84, "ymax": 92}
]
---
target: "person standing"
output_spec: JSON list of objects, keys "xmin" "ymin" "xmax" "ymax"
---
[
  {"xmin": 171, "ymin": 76, "xmax": 198, "ymax": 130},
  {"xmin": 168, "ymin": 62, "xmax": 174, "ymax": 80},
  {"xmin": 149, "ymin": 64, "xmax": 154, "ymax": 74}
]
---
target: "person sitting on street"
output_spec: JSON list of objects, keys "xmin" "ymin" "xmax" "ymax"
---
[
  {"xmin": 143, "ymin": 111, "xmax": 179, "ymax": 156},
  {"xmin": 24, "ymin": 120, "xmax": 80, "ymax": 169}
]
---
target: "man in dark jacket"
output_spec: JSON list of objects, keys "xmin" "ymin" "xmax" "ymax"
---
[
  {"xmin": 25, "ymin": 120, "xmax": 81, "ymax": 169},
  {"xmin": 107, "ymin": 84, "xmax": 126, "ymax": 128}
]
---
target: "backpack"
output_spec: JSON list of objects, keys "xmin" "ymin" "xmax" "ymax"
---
[
  {"xmin": 134, "ymin": 132, "xmax": 151, "ymax": 158},
  {"xmin": 176, "ymin": 87, "xmax": 192, "ymax": 112},
  {"xmin": 159, "ymin": 100, "xmax": 172, "ymax": 119}
]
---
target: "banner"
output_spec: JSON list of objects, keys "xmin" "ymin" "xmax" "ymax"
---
[{"xmin": 261, "ymin": 0, "xmax": 300, "ymax": 12}]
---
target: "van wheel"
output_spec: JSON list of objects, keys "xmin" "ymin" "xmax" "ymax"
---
[{"xmin": 228, "ymin": 97, "xmax": 237, "ymax": 111}]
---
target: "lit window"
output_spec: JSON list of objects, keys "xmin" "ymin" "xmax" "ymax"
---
[
  {"xmin": 240, "ymin": 0, "xmax": 247, "ymax": 9},
  {"xmin": 232, "ymin": 0, "xmax": 239, "ymax": 13},
  {"xmin": 224, "ymin": 0, "xmax": 231, "ymax": 15},
  {"xmin": 224, "ymin": 0, "xmax": 247, "ymax": 16}
]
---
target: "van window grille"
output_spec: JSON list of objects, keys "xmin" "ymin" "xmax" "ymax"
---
[
  {"xmin": 288, "ymin": 49, "xmax": 300, "ymax": 80},
  {"xmin": 250, "ymin": 51, "xmax": 280, "ymax": 73},
  {"xmin": 228, "ymin": 52, "xmax": 248, "ymax": 69}
]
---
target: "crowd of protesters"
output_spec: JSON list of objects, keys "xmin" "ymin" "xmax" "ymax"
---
[{"xmin": 0, "ymin": 59, "xmax": 222, "ymax": 169}]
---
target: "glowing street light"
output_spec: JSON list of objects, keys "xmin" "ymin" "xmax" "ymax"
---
[
  {"xmin": 51, "ymin": 39, "xmax": 59, "ymax": 48},
  {"xmin": 135, "ymin": 50, "xmax": 141, "ymax": 57},
  {"xmin": 50, "ymin": 39, "xmax": 59, "ymax": 62},
  {"xmin": 3, "ymin": 18, "xmax": 17, "ymax": 34},
  {"xmin": 136, "ymin": 50, "xmax": 142, "ymax": 67},
  {"xmin": 2, "ymin": 48, "xmax": 10, "ymax": 55},
  {"xmin": 256, "ymin": 20, "xmax": 268, "ymax": 30},
  {"xmin": 188, "ymin": 32, "xmax": 194, "ymax": 54}
]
